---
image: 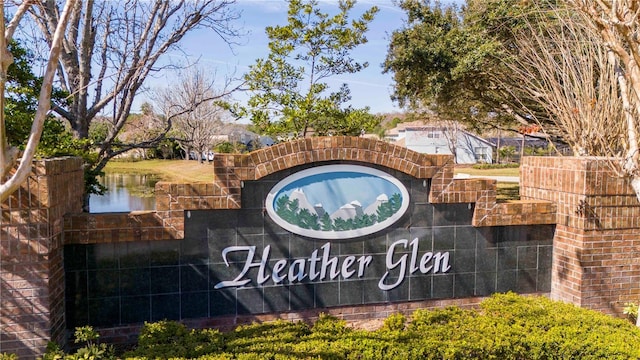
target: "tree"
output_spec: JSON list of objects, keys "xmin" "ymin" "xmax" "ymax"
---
[
  {"xmin": 156, "ymin": 67, "xmax": 233, "ymax": 163},
  {"xmin": 565, "ymin": 1, "xmax": 640, "ymax": 326},
  {"xmin": 240, "ymin": 0, "xmax": 380, "ymax": 139},
  {"xmin": 500, "ymin": 4, "xmax": 622, "ymax": 158},
  {"xmin": 439, "ymin": 120, "xmax": 463, "ymax": 164},
  {"xmin": 383, "ymin": 0, "xmax": 555, "ymax": 131},
  {"xmin": 569, "ymin": 0, "xmax": 640, "ymax": 202},
  {"xmin": 5, "ymin": 41, "xmax": 47, "ymax": 147},
  {"xmin": 118, "ymin": 102, "xmax": 166, "ymax": 160},
  {"xmin": 4, "ymin": 40, "xmax": 82, "ymax": 156},
  {"xmin": 480, "ymin": 0, "xmax": 640, "ymax": 324},
  {"xmin": 24, "ymin": 1, "xmax": 242, "ymax": 184},
  {"xmin": 499, "ymin": 0, "xmax": 640, "ymax": 196},
  {"xmin": 0, "ymin": 1, "xmax": 77, "ymax": 203}
]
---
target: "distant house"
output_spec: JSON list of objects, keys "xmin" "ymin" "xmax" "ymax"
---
[
  {"xmin": 215, "ymin": 124, "xmax": 275, "ymax": 151},
  {"xmin": 383, "ymin": 120, "xmax": 425, "ymax": 143},
  {"xmin": 398, "ymin": 126, "xmax": 496, "ymax": 164}
]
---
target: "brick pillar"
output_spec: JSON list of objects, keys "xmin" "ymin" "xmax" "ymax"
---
[
  {"xmin": 521, "ymin": 157, "xmax": 640, "ymax": 316},
  {"xmin": 1, "ymin": 157, "xmax": 83, "ymax": 358}
]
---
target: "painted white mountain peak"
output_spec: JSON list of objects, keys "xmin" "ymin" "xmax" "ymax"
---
[{"xmin": 288, "ymin": 188, "xmax": 381, "ymax": 221}]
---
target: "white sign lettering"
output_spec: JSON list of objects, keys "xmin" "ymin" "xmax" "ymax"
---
[
  {"xmin": 214, "ymin": 238, "xmax": 451, "ymax": 291},
  {"xmin": 378, "ymin": 238, "xmax": 451, "ymax": 290}
]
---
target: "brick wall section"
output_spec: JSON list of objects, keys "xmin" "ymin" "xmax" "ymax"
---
[
  {"xmin": 521, "ymin": 157, "xmax": 640, "ymax": 316},
  {"xmin": 428, "ymin": 158, "xmax": 555, "ymax": 227},
  {"xmin": 1, "ymin": 157, "xmax": 83, "ymax": 358}
]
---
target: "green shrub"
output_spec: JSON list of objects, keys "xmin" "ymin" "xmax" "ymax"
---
[
  {"xmin": 381, "ymin": 313, "xmax": 406, "ymax": 332},
  {"xmin": 125, "ymin": 320, "xmax": 223, "ymax": 359},
  {"xmin": 41, "ymin": 342, "xmax": 65, "ymax": 360},
  {"xmin": 624, "ymin": 302, "xmax": 638, "ymax": 323},
  {"xmin": 472, "ymin": 163, "xmax": 520, "ymax": 169},
  {"xmin": 49, "ymin": 294, "xmax": 640, "ymax": 359},
  {"xmin": 40, "ymin": 327, "xmax": 114, "ymax": 360},
  {"xmin": 310, "ymin": 314, "xmax": 347, "ymax": 336},
  {"xmin": 0, "ymin": 353, "xmax": 18, "ymax": 360}
]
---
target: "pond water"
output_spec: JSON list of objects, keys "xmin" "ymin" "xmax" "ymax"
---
[{"xmin": 89, "ymin": 173, "xmax": 159, "ymax": 213}]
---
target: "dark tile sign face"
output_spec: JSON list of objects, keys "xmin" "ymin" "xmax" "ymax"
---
[
  {"xmin": 63, "ymin": 163, "xmax": 554, "ymax": 328},
  {"xmin": 179, "ymin": 163, "xmax": 553, "ymax": 318}
]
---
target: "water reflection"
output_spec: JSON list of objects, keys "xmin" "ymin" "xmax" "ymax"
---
[{"xmin": 89, "ymin": 173, "xmax": 159, "ymax": 213}]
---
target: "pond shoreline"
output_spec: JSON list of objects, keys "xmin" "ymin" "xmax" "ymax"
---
[{"xmin": 89, "ymin": 172, "xmax": 158, "ymax": 213}]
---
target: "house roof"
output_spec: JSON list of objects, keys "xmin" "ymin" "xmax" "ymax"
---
[{"xmin": 385, "ymin": 120, "xmax": 427, "ymax": 136}]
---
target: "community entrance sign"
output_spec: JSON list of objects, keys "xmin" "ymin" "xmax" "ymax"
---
[
  {"xmin": 179, "ymin": 162, "xmax": 553, "ymax": 317},
  {"xmin": 62, "ymin": 158, "xmax": 553, "ymax": 328}
]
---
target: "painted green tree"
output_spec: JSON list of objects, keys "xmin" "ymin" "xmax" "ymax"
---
[
  {"xmin": 354, "ymin": 213, "xmax": 376, "ymax": 229},
  {"xmin": 275, "ymin": 195, "xmax": 297, "ymax": 224},
  {"xmin": 240, "ymin": 0, "xmax": 380, "ymax": 139},
  {"xmin": 296, "ymin": 208, "xmax": 320, "ymax": 230},
  {"xmin": 320, "ymin": 212, "xmax": 333, "ymax": 231},
  {"xmin": 376, "ymin": 202, "xmax": 393, "ymax": 223},
  {"xmin": 373, "ymin": 194, "xmax": 401, "ymax": 223},
  {"xmin": 333, "ymin": 217, "xmax": 354, "ymax": 231},
  {"xmin": 275, "ymin": 192, "xmax": 402, "ymax": 231},
  {"xmin": 390, "ymin": 193, "xmax": 402, "ymax": 214}
]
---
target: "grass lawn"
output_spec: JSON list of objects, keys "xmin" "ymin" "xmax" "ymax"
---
[
  {"xmin": 105, "ymin": 159, "xmax": 215, "ymax": 182},
  {"xmin": 453, "ymin": 165, "xmax": 520, "ymax": 177},
  {"xmin": 497, "ymin": 182, "xmax": 520, "ymax": 201}
]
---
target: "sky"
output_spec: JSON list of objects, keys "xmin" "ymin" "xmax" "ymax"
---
[
  {"xmin": 137, "ymin": 0, "xmax": 460, "ymax": 119},
  {"xmin": 277, "ymin": 171, "xmax": 400, "ymax": 214}
]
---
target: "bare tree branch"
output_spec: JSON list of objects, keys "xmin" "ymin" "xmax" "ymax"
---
[
  {"xmin": 22, "ymin": 0, "xmax": 242, "ymax": 174},
  {"xmin": 152, "ymin": 67, "xmax": 237, "ymax": 164},
  {"xmin": 501, "ymin": 6, "xmax": 626, "ymax": 159},
  {"xmin": 0, "ymin": 0, "xmax": 77, "ymax": 203}
]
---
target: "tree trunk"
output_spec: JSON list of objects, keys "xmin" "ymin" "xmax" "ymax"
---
[
  {"xmin": 0, "ymin": 1, "xmax": 77, "ymax": 203},
  {"xmin": 496, "ymin": 131, "xmax": 501, "ymax": 164},
  {"xmin": 630, "ymin": 176, "xmax": 640, "ymax": 204}
]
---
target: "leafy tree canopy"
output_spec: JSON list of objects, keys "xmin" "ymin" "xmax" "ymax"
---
[
  {"xmin": 240, "ymin": 0, "xmax": 381, "ymax": 139},
  {"xmin": 383, "ymin": 0, "xmax": 557, "ymax": 131},
  {"xmin": 5, "ymin": 40, "xmax": 88, "ymax": 160}
]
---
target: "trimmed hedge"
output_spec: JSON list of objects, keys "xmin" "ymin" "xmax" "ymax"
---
[
  {"xmin": 56, "ymin": 293, "xmax": 640, "ymax": 359},
  {"xmin": 472, "ymin": 163, "xmax": 520, "ymax": 169}
]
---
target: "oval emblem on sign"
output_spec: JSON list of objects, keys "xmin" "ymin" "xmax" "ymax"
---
[{"xmin": 265, "ymin": 165, "xmax": 410, "ymax": 239}]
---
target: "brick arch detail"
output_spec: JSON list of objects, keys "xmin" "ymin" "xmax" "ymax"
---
[{"xmin": 216, "ymin": 136, "xmax": 452, "ymax": 182}]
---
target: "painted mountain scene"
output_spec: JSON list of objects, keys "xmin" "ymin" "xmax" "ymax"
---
[{"xmin": 267, "ymin": 166, "xmax": 409, "ymax": 239}]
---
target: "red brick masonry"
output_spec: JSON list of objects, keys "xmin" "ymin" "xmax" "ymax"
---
[
  {"xmin": 521, "ymin": 157, "xmax": 640, "ymax": 316},
  {"xmin": 1, "ymin": 157, "xmax": 83, "ymax": 358}
]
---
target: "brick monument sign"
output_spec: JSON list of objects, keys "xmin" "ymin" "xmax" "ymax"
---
[{"xmin": 2, "ymin": 137, "xmax": 639, "ymax": 358}]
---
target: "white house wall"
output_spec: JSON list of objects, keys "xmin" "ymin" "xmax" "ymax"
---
[{"xmin": 404, "ymin": 129, "xmax": 493, "ymax": 164}]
